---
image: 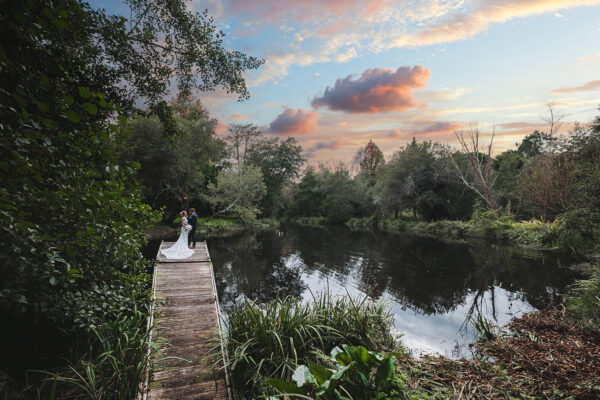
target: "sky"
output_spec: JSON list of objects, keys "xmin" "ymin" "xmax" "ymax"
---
[{"xmin": 96, "ymin": 0, "xmax": 600, "ymax": 163}]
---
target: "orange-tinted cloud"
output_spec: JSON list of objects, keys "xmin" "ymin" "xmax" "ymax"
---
[
  {"xmin": 387, "ymin": 121, "xmax": 461, "ymax": 138},
  {"xmin": 229, "ymin": 0, "xmax": 385, "ymax": 22},
  {"xmin": 311, "ymin": 65, "xmax": 431, "ymax": 113},
  {"xmin": 268, "ymin": 108, "xmax": 319, "ymax": 135},
  {"xmin": 229, "ymin": 112, "xmax": 250, "ymax": 120},
  {"xmin": 497, "ymin": 122, "xmax": 542, "ymax": 130},
  {"xmin": 550, "ymin": 80, "xmax": 600, "ymax": 95},
  {"xmin": 391, "ymin": 0, "xmax": 600, "ymax": 48},
  {"xmin": 305, "ymin": 139, "xmax": 345, "ymax": 158},
  {"xmin": 315, "ymin": 20, "xmax": 352, "ymax": 37},
  {"xmin": 215, "ymin": 119, "xmax": 228, "ymax": 136}
]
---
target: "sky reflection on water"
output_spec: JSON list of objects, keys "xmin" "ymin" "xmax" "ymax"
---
[{"xmin": 208, "ymin": 225, "xmax": 577, "ymax": 358}]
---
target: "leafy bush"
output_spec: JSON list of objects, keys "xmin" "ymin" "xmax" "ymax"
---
[
  {"xmin": 221, "ymin": 293, "xmax": 400, "ymax": 398},
  {"xmin": 566, "ymin": 267, "xmax": 600, "ymax": 331},
  {"xmin": 268, "ymin": 345, "xmax": 417, "ymax": 400}
]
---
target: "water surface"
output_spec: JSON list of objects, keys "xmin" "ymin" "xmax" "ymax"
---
[{"xmin": 206, "ymin": 224, "xmax": 578, "ymax": 358}]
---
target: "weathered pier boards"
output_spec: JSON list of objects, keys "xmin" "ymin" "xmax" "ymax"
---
[{"xmin": 143, "ymin": 241, "xmax": 230, "ymax": 400}]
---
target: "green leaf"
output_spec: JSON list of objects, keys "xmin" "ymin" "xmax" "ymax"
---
[
  {"xmin": 309, "ymin": 364, "xmax": 332, "ymax": 385},
  {"xmin": 64, "ymin": 95, "xmax": 74, "ymax": 105},
  {"xmin": 78, "ymin": 86, "xmax": 93, "ymax": 98},
  {"xmin": 117, "ymin": 114, "xmax": 127, "ymax": 125},
  {"xmin": 81, "ymin": 103, "xmax": 98, "ymax": 114},
  {"xmin": 335, "ymin": 352, "xmax": 352, "ymax": 367},
  {"xmin": 267, "ymin": 379, "xmax": 305, "ymax": 395},
  {"xmin": 65, "ymin": 111, "xmax": 80, "ymax": 123},
  {"xmin": 37, "ymin": 102, "xmax": 49, "ymax": 112},
  {"xmin": 374, "ymin": 356, "xmax": 397, "ymax": 390}
]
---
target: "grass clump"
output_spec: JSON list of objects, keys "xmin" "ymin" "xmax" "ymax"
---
[
  {"xmin": 567, "ymin": 266, "xmax": 600, "ymax": 331},
  {"xmin": 221, "ymin": 292, "xmax": 401, "ymax": 398},
  {"xmin": 6, "ymin": 310, "xmax": 155, "ymax": 400}
]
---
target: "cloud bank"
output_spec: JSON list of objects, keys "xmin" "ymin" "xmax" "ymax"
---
[
  {"xmin": 550, "ymin": 80, "xmax": 600, "ymax": 95},
  {"xmin": 387, "ymin": 121, "xmax": 461, "ymax": 138},
  {"xmin": 268, "ymin": 108, "xmax": 319, "ymax": 135},
  {"xmin": 311, "ymin": 65, "xmax": 431, "ymax": 113},
  {"xmin": 391, "ymin": 0, "xmax": 600, "ymax": 48},
  {"xmin": 304, "ymin": 139, "xmax": 345, "ymax": 158}
]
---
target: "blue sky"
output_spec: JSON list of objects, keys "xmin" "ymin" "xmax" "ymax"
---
[{"xmin": 94, "ymin": 0, "xmax": 600, "ymax": 162}]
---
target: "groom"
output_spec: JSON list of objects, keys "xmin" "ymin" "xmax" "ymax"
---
[{"xmin": 188, "ymin": 208, "xmax": 198, "ymax": 249}]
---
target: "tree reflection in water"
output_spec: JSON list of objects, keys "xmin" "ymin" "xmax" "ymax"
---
[{"xmin": 208, "ymin": 225, "xmax": 580, "ymax": 356}]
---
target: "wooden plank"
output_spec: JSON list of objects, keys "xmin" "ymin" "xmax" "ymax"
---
[{"xmin": 144, "ymin": 240, "xmax": 231, "ymax": 400}]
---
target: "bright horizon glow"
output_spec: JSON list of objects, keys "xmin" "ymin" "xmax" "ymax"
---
[{"xmin": 94, "ymin": 0, "xmax": 600, "ymax": 163}]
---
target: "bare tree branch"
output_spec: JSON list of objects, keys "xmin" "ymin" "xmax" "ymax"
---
[{"xmin": 451, "ymin": 124, "xmax": 499, "ymax": 210}]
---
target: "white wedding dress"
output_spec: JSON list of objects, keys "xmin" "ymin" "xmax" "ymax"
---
[{"xmin": 161, "ymin": 217, "xmax": 194, "ymax": 259}]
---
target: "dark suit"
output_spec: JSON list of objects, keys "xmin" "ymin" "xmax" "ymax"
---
[{"xmin": 188, "ymin": 213, "xmax": 198, "ymax": 246}]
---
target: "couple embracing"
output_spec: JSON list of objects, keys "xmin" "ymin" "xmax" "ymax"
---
[{"xmin": 160, "ymin": 208, "xmax": 198, "ymax": 260}]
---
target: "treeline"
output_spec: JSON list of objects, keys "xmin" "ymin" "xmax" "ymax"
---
[
  {"xmin": 285, "ymin": 117, "xmax": 600, "ymax": 247},
  {"xmin": 124, "ymin": 104, "xmax": 600, "ymax": 249}
]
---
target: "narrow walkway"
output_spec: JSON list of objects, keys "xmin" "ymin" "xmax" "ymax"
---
[{"xmin": 145, "ymin": 241, "xmax": 230, "ymax": 400}]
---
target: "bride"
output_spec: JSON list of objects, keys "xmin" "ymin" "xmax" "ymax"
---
[{"xmin": 161, "ymin": 210, "xmax": 194, "ymax": 259}]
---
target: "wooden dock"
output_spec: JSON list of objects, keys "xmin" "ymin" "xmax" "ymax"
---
[{"xmin": 143, "ymin": 241, "xmax": 230, "ymax": 400}]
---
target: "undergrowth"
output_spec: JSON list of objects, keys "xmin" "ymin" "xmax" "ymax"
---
[{"xmin": 219, "ymin": 291, "xmax": 401, "ymax": 398}]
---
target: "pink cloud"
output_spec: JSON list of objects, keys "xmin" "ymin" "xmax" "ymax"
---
[
  {"xmin": 497, "ymin": 122, "xmax": 543, "ymax": 130},
  {"xmin": 305, "ymin": 139, "xmax": 345, "ymax": 158},
  {"xmin": 550, "ymin": 80, "xmax": 600, "ymax": 95},
  {"xmin": 413, "ymin": 121, "xmax": 462, "ymax": 136},
  {"xmin": 392, "ymin": 0, "xmax": 600, "ymax": 48},
  {"xmin": 387, "ymin": 129, "xmax": 403, "ymax": 138},
  {"xmin": 315, "ymin": 20, "xmax": 352, "ymax": 37},
  {"xmin": 386, "ymin": 122, "xmax": 461, "ymax": 139},
  {"xmin": 311, "ymin": 65, "xmax": 431, "ymax": 113},
  {"xmin": 229, "ymin": 112, "xmax": 250, "ymax": 120},
  {"xmin": 232, "ymin": 28, "xmax": 259, "ymax": 36},
  {"xmin": 268, "ymin": 108, "xmax": 319, "ymax": 135},
  {"xmin": 228, "ymin": 0, "xmax": 384, "ymax": 23}
]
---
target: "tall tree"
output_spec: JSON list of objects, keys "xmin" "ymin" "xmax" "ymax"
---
[
  {"xmin": 354, "ymin": 140, "xmax": 385, "ymax": 185},
  {"xmin": 246, "ymin": 137, "xmax": 305, "ymax": 216},
  {"xmin": 225, "ymin": 124, "xmax": 262, "ymax": 167},
  {"xmin": 207, "ymin": 165, "xmax": 266, "ymax": 222}
]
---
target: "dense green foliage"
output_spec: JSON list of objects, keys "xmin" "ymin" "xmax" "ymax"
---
[
  {"xmin": 45, "ymin": 310, "xmax": 153, "ymax": 400},
  {"xmin": 207, "ymin": 165, "xmax": 267, "ymax": 222},
  {"xmin": 221, "ymin": 293, "xmax": 399, "ymax": 398},
  {"xmin": 286, "ymin": 114, "xmax": 600, "ymax": 252},
  {"xmin": 121, "ymin": 109, "xmax": 227, "ymax": 222},
  {"xmin": 0, "ymin": 0, "xmax": 260, "ymax": 396},
  {"xmin": 245, "ymin": 137, "xmax": 305, "ymax": 217},
  {"xmin": 566, "ymin": 267, "xmax": 600, "ymax": 331}
]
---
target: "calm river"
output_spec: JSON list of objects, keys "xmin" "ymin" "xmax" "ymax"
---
[{"xmin": 205, "ymin": 224, "xmax": 579, "ymax": 358}]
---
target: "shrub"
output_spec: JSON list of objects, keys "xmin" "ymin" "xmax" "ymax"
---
[
  {"xmin": 566, "ymin": 267, "xmax": 600, "ymax": 331},
  {"xmin": 268, "ymin": 345, "xmax": 418, "ymax": 400}
]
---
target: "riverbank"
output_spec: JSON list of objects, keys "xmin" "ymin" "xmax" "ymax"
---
[
  {"xmin": 290, "ymin": 215, "xmax": 599, "ymax": 256},
  {"xmin": 146, "ymin": 217, "xmax": 280, "ymax": 240},
  {"xmin": 222, "ymin": 266, "xmax": 600, "ymax": 399},
  {"xmin": 399, "ymin": 307, "xmax": 600, "ymax": 399}
]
